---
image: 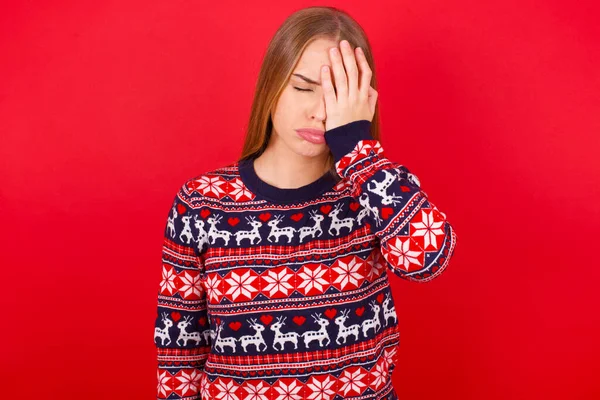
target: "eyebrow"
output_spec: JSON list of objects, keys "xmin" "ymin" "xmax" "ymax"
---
[{"xmin": 292, "ymin": 73, "xmax": 321, "ymax": 86}]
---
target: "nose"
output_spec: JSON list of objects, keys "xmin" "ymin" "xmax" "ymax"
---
[{"xmin": 312, "ymin": 94, "xmax": 327, "ymax": 122}]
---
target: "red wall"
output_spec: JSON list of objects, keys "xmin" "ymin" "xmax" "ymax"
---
[{"xmin": 1, "ymin": 1, "xmax": 599, "ymax": 398}]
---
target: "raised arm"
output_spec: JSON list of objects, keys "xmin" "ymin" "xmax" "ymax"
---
[{"xmin": 325, "ymin": 120, "xmax": 458, "ymax": 282}]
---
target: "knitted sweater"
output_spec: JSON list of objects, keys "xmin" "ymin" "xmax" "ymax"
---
[{"xmin": 154, "ymin": 120, "xmax": 458, "ymax": 400}]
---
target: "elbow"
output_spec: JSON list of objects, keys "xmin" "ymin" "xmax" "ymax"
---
[
  {"xmin": 415, "ymin": 220, "xmax": 457, "ymax": 283},
  {"xmin": 382, "ymin": 219, "xmax": 457, "ymax": 283}
]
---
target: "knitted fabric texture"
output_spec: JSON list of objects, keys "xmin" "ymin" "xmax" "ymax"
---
[{"xmin": 154, "ymin": 120, "xmax": 458, "ymax": 399}]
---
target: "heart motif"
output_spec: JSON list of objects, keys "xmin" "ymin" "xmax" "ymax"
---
[
  {"xmin": 177, "ymin": 203, "xmax": 187, "ymax": 215},
  {"xmin": 400, "ymin": 185, "xmax": 411, "ymax": 192},
  {"xmin": 228, "ymin": 217, "xmax": 240, "ymax": 226},
  {"xmin": 320, "ymin": 204, "xmax": 332, "ymax": 214},
  {"xmin": 377, "ymin": 293, "xmax": 384, "ymax": 303},
  {"xmin": 260, "ymin": 315, "xmax": 273, "ymax": 325},
  {"xmin": 293, "ymin": 315, "xmax": 306, "ymax": 326},
  {"xmin": 356, "ymin": 306, "xmax": 365, "ymax": 316},
  {"xmin": 349, "ymin": 202, "xmax": 360, "ymax": 211},
  {"xmin": 291, "ymin": 213, "xmax": 303, "ymax": 222},
  {"xmin": 229, "ymin": 321, "xmax": 241, "ymax": 331},
  {"xmin": 171, "ymin": 312, "xmax": 181, "ymax": 322},
  {"xmin": 381, "ymin": 207, "xmax": 394, "ymax": 219},
  {"xmin": 200, "ymin": 208, "xmax": 211, "ymax": 219},
  {"xmin": 198, "ymin": 317, "xmax": 206, "ymax": 326},
  {"xmin": 215, "ymin": 317, "xmax": 221, "ymax": 324},
  {"xmin": 324, "ymin": 308, "xmax": 337, "ymax": 319},
  {"xmin": 259, "ymin": 212, "xmax": 271, "ymax": 222}
]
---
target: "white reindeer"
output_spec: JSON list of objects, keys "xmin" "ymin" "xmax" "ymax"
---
[
  {"xmin": 356, "ymin": 192, "xmax": 383, "ymax": 227},
  {"xmin": 192, "ymin": 215, "xmax": 210, "ymax": 253},
  {"xmin": 366, "ymin": 169, "xmax": 404, "ymax": 206},
  {"xmin": 334, "ymin": 309, "xmax": 360, "ymax": 345},
  {"xmin": 361, "ymin": 300, "xmax": 382, "ymax": 337},
  {"xmin": 214, "ymin": 321, "xmax": 237, "ymax": 353},
  {"xmin": 382, "ymin": 292, "xmax": 397, "ymax": 327},
  {"xmin": 154, "ymin": 312, "xmax": 173, "ymax": 346},
  {"xmin": 238, "ymin": 318, "xmax": 267, "ymax": 352},
  {"xmin": 298, "ymin": 210, "xmax": 325, "ymax": 242},
  {"xmin": 202, "ymin": 327, "xmax": 212, "ymax": 344},
  {"xmin": 206, "ymin": 214, "xmax": 232, "ymax": 246},
  {"xmin": 176, "ymin": 315, "xmax": 202, "ymax": 346},
  {"xmin": 328, "ymin": 203, "xmax": 355, "ymax": 236},
  {"xmin": 270, "ymin": 316, "xmax": 300, "ymax": 351},
  {"xmin": 179, "ymin": 215, "xmax": 195, "ymax": 245},
  {"xmin": 235, "ymin": 215, "xmax": 263, "ymax": 246},
  {"xmin": 167, "ymin": 204, "xmax": 177, "ymax": 238},
  {"xmin": 267, "ymin": 214, "xmax": 296, "ymax": 244},
  {"xmin": 301, "ymin": 312, "xmax": 331, "ymax": 348}
]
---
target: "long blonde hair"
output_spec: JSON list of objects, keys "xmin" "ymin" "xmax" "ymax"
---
[{"xmin": 239, "ymin": 6, "xmax": 380, "ymax": 179}]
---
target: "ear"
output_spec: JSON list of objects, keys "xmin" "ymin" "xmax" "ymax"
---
[{"xmin": 368, "ymin": 86, "xmax": 378, "ymax": 119}]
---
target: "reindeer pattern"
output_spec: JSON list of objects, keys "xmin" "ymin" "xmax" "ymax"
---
[{"xmin": 204, "ymin": 292, "xmax": 397, "ymax": 355}]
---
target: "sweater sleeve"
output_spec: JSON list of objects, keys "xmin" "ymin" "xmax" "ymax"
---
[
  {"xmin": 324, "ymin": 120, "xmax": 458, "ymax": 283},
  {"xmin": 154, "ymin": 184, "xmax": 211, "ymax": 399}
]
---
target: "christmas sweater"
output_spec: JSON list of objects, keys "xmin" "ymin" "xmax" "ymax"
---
[{"xmin": 154, "ymin": 119, "xmax": 458, "ymax": 399}]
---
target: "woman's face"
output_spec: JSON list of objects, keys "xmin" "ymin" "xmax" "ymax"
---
[{"xmin": 270, "ymin": 38, "xmax": 338, "ymax": 159}]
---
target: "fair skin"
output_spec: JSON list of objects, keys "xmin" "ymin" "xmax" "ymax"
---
[{"xmin": 253, "ymin": 38, "xmax": 378, "ymax": 189}]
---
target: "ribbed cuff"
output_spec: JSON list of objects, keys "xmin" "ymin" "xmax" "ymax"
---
[{"xmin": 324, "ymin": 119, "xmax": 373, "ymax": 163}]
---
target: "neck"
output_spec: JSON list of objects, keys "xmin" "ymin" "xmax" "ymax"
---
[{"xmin": 253, "ymin": 143, "xmax": 330, "ymax": 190}]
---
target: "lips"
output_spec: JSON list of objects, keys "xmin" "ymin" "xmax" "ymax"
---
[
  {"xmin": 296, "ymin": 129, "xmax": 326, "ymax": 144},
  {"xmin": 296, "ymin": 128, "xmax": 325, "ymax": 135}
]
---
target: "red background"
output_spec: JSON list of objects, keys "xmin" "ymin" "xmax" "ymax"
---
[{"xmin": 1, "ymin": 1, "xmax": 599, "ymax": 398}]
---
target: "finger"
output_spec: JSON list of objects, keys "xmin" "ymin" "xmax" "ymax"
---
[
  {"xmin": 329, "ymin": 45, "xmax": 348, "ymax": 102},
  {"xmin": 340, "ymin": 40, "xmax": 359, "ymax": 100},
  {"xmin": 321, "ymin": 65, "xmax": 337, "ymax": 109},
  {"xmin": 355, "ymin": 47, "xmax": 372, "ymax": 101}
]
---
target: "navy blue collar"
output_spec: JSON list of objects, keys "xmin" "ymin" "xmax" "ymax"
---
[{"xmin": 238, "ymin": 156, "xmax": 339, "ymax": 204}]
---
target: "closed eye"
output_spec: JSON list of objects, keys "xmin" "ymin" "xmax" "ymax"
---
[{"xmin": 293, "ymin": 87, "xmax": 313, "ymax": 92}]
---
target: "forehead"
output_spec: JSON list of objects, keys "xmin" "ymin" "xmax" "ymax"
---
[{"xmin": 292, "ymin": 38, "xmax": 338, "ymax": 76}]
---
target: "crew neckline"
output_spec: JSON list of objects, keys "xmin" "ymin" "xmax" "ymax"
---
[{"xmin": 238, "ymin": 156, "xmax": 339, "ymax": 204}]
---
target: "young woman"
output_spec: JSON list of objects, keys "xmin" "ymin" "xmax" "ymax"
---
[{"xmin": 154, "ymin": 6, "xmax": 457, "ymax": 400}]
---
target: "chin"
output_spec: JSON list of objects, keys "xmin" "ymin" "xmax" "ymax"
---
[{"xmin": 293, "ymin": 142, "xmax": 329, "ymax": 158}]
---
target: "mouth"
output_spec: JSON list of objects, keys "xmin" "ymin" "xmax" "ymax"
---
[{"xmin": 295, "ymin": 128, "xmax": 326, "ymax": 144}]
